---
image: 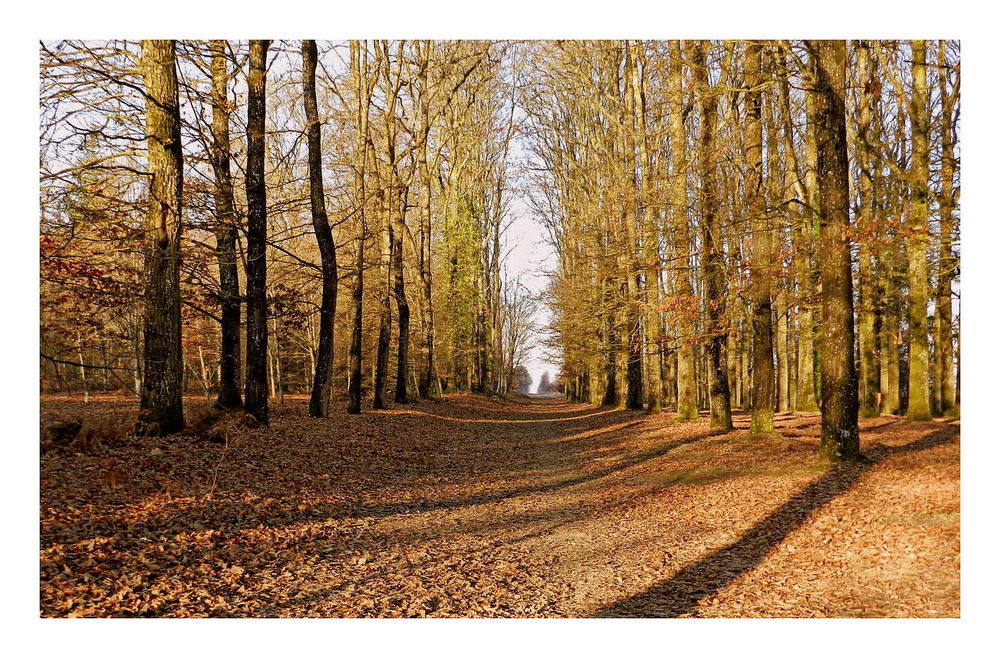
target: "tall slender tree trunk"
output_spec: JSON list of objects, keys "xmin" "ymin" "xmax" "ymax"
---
[
  {"xmin": 936, "ymin": 40, "xmax": 958, "ymax": 417},
  {"xmin": 881, "ymin": 99, "xmax": 908, "ymax": 416},
  {"xmin": 393, "ymin": 193, "xmax": 411, "ymax": 404},
  {"xmin": 602, "ymin": 280, "xmax": 620, "ymax": 406},
  {"xmin": 905, "ymin": 40, "xmax": 932, "ymax": 420},
  {"xmin": 692, "ymin": 40, "xmax": 732, "ymax": 430},
  {"xmin": 138, "ymin": 39, "xmax": 184, "ymax": 435},
  {"xmin": 243, "ymin": 40, "xmax": 271, "ymax": 424},
  {"xmin": 302, "ymin": 40, "xmax": 339, "ymax": 418},
  {"xmin": 669, "ymin": 41, "xmax": 698, "ymax": 420},
  {"xmin": 856, "ymin": 41, "xmax": 881, "ymax": 418},
  {"xmin": 627, "ymin": 42, "xmax": 661, "ymax": 413},
  {"xmin": 209, "ymin": 40, "xmax": 242, "ymax": 411},
  {"xmin": 775, "ymin": 55, "xmax": 819, "ymax": 413},
  {"xmin": 622, "ymin": 43, "xmax": 644, "ymax": 411},
  {"xmin": 776, "ymin": 290, "xmax": 790, "ymax": 412},
  {"xmin": 416, "ymin": 44, "xmax": 439, "ymax": 399},
  {"xmin": 347, "ymin": 41, "xmax": 370, "ymax": 415},
  {"xmin": 373, "ymin": 197, "xmax": 392, "ymax": 410},
  {"xmin": 808, "ymin": 40, "xmax": 860, "ymax": 461},
  {"xmin": 746, "ymin": 42, "xmax": 775, "ymax": 436}
]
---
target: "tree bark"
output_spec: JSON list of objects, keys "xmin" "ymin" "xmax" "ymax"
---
[
  {"xmin": 138, "ymin": 39, "xmax": 184, "ymax": 435},
  {"xmin": 746, "ymin": 42, "xmax": 775, "ymax": 436},
  {"xmin": 209, "ymin": 40, "xmax": 242, "ymax": 411},
  {"xmin": 692, "ymin": 40, "xmax": 732, "ymax": 430},
  {"xmin": 905, "ymin": 40, "xmax": 932, "ymax": 420},
  {"xmin": 416, "ymin": 43, "xmax": 439, "ymax": 399},
  {"xmin": 302, "ymin": 40, "xmax": 339, "ymax": 418},
  {"xmin": 244, "ymin": 39, "xmax": 271, "ymax": 424},
  {"xmin": 936, "ymin": 40, "xmax": 958, "ymax": 417},
  {"xmin": 856, "ymin": 41, "xmax": 881, "ymax": 418},
  {"xmin": 808, "ymin": 40, "xmax": 860, "ymax": 461},
  {"xmin": 347, "ymin": 41, "xmax": 370, "ymax": 415},
  {"xmin": 670, "ymin": 41, "xmax": 698, "ymax": 421}
]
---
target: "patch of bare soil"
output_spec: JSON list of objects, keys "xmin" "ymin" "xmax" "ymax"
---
[{"xmin": 39, "ymin": 394, "xmax": 959, "ymax": 617}]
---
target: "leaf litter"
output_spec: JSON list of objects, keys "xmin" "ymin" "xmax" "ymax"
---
[{"xmin": 40, "ymin": 394, "xmax": 959, "ymax": 617}]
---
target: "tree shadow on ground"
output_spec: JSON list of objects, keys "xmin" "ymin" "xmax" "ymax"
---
[
  {"xmin": 41, "ymin": 400, "xmax": 710, "ymax": 548},
  {"xmin": 593, "ymin": 426, "xmax": 960, "ymax": 617}
]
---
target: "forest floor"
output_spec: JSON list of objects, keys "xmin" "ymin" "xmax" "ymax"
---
[{"xmin": 39, "ymin": 393, "xmax": 960, "ymax": 617}]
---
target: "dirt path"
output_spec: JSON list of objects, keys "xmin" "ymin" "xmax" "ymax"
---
[{"xmin": 40, "ymin": 394, "xmax": 959, "ymax": 617}]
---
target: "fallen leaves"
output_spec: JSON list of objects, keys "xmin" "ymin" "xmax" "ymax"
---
[{"xmin": 39, "ymin": 394, "xmax": 959, "ymax": 618}]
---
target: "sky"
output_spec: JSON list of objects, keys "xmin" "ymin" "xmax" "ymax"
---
[
  {"xmin": 501, "ymin": 102, "xmax": 560, "ymax": 394},
  {"xmin": 503, "ymin": 192, "xmax": 558, "ymax": 393}
]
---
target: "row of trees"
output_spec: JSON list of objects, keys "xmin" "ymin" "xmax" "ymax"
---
[
  {"xmin": 525, "ymin": 40, "xmax": 959, "ymax": 460},
  {"xmin": 40, "ymin": 40, "xmax": 540, "ymax": 428}
]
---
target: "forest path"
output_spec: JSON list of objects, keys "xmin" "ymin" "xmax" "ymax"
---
[{"xmin": 40, "ymin": 394, "xmax": 959, "ymax": 617}]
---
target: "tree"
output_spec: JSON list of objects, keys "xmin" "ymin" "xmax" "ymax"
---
[
  {"xmin": 346, "ymin": 40, "xmax": 372, "ymax": 415},
  {"xmin": 302, "ymin": 40, "xmax": 339, "ymax": 418},
  {"xmin": 745, "ymin": 42, "xmax": 775, "ymax": 436},
  {"xmin": 807, "ymin": 40, "xmax": 860, "ymax": 461},
  {"xmin": 904, "ymin": 40, "xmax": 932, "ymax": 421},
  {"xmin": 854, "ymin": 40, "xmax": 880, "ymax": 418},
  {"xmin": 668, "ymin": 42, "xmax": 698, "ymax": 421},
  {"xmin": 137, "ymin": 40, "xmax": 184, "ymax": 435},
  {"xmin": 692, "ymin": 40, "xmax": 732, "ymax": 431},
  {"xmin": 511, "ymin": 365, "xmax": 532, "ymax": 394},
  {"xmin": 244, "ymin": 39, "xmax": 271, "ymax": 424},
  {"xmin": 208, "ymin": 40, "xmax": 242, "ymax": 411},
  {"xmin": 40, "ymin": 39, "xmax": 960, "ymax": 431},
  {"xmin": 538, "ymin": 370, "xmax": 552, "ymax": 395},
  {"xmin": 936, "ymin": 40, "xmax": 959, "ymax": 417}
]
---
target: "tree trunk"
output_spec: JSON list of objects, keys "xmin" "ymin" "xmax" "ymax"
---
[
  {"xmin": 209, "ymin": 40, "xmax": 242, "ymax": 411},
  {"xmin": 856, "ymin": 41, "xmax": 881, "ymax": 418},
  {"xmin": 347, "ymin": 41, "xmax": 370, "ymax": 415},
  {"xmin": 415, "ymin": 44, "xmax": 440, "ymax": 399},
  {"xmin": 692, "ymin": 40, "xmax": 732, "ymax": 430},
  {"xmin": 302, "ymin": 40, "xmax": 339, "ymax": 418},
  {"xmin": 138, "ymin": 39, "xmax": 184, "ymax": 435},
  {"xmin": 776, "ymin": 290, "xmax": 790, "ymax": 412},
  {"xmin": 373, "ymin": 199, "xmax": 392, "ymax": 410},
  {"xmin": 243, "ymin": 39, "xmax": 270, "ymax": 424},
  {"xmin": 808, "ymin": 40, "xmax": 860, "ymax": 461},
  {"xmin": 393, "ymin": 199, "xmax": 411, "ymax": 404},
  {"xmin": 746, "ymin": 42, "xmax": 775, "ymax": 436},
  {"xmin": 670, "ymin": 41, "xmax": 698, "ymax": 421},
  {"xmin": 905, "ymin": 40, "xmax": 932, "ymax": 421},
  {"xmin": 936, "ymin": 40, "xmax": 958, "ymax": 417}
]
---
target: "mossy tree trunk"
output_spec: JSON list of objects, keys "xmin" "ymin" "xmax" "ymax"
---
[
  {"xmin": 808, "ymin": 40, "xmax": 860, "ymax": 461},
  {"xmin": 905, "ymin": 40, "xmax": 932, "ymax": 421},
  {"xmin": 670, "ymin": 41, "xmax": 699, "ymax": 420}
]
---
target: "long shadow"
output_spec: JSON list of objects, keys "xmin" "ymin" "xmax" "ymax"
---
[
  {"xmin": 42, "ymin": 407, "xmax": 713, "ymax": 548},
  {"xmin": 288, "ymin": 429, "xmax": 714, "ymax": 524},
  {"xmin": 594, "ymin": 426, "xmax": 959, "ymax": 618}
]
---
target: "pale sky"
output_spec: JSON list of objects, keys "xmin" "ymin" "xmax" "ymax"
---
[{"xmin": 503, "ymin": 193, "xmax": 559, "ymax": 394}]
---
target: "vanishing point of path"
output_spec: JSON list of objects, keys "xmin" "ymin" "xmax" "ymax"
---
[{"xmin": 40, "ymin": 394, "xmax": 960, "ymax": 617}]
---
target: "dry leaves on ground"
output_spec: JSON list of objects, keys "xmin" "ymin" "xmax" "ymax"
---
[{"xmin": 39, "ymin": 393, "xmax": 959, "ymax": 617}]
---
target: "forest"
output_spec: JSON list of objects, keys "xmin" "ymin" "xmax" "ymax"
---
[{"xmin": 39, "ymin": 39, "xmax": 960, "ymax": 620}]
